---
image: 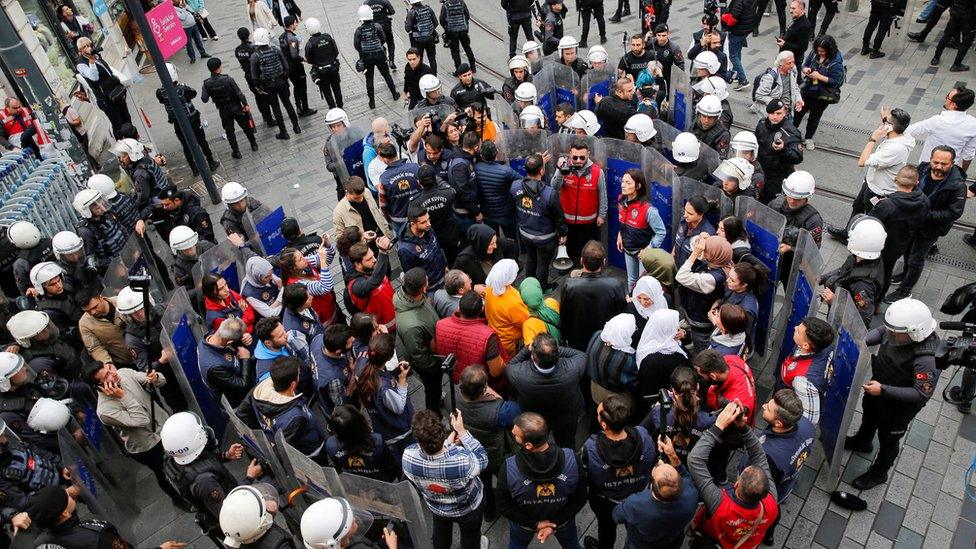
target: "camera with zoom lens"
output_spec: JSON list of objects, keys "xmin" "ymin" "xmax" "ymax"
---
[
  {"xmin": 425, "ymin": 110, "xmax": 443, "ymax": 135},
  {"xmin": 128, "ymin": 269, "xmax": 152, "ymax": 292},
  {"xmin": 935, "ymin": 322, "xmax": 976, "ymax": 372},
  {"xmin": 389, "ymin": 124, "xmax": 412, "ymax": 148},
  {"xmin": 703, "ymin": 0, "xmax": 719, "ymax": 17}
]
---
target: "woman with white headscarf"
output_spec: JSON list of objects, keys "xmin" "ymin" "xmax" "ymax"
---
[
  {"xmin": 636, "ymin": 309, "xmax": 690, "ymax": 407},
  {"xmin": 586, "ymin": 313, "xmax": 640, "ymax": 409},
  {"xmin": 483, "ymin": 259, "xmax": 529, "ymax": 356},
  {"xmin": 624, "ymin": 276, "xmax": 670, "ymax": 349},
  {"xmin": 241, "ymin": 256, "xmax": 283, "ymax": 319}
]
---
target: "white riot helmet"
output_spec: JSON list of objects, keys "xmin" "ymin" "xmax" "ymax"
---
[
  {"xmin": 7, "ymin": 221, "xmax": 41, "ymax": 249},
  {"xmin": 86, "ymin": 174, "xmax": 118, "ymax": 199},
  {"xmin": 508, "ymin": 55, "xmax": 531, "ymax": 72},
  {"xmin": 714, "ymin": 157, "xmax": 755, "ymax": 190},
  {"xmin": 696, "ymin": 94, "xmax": 723, "ymax": 118},
  {"xmin": 357, "ymin": 5, "xmax": 374, "ymax": 21},
  {"xmin": 253, "ymin": 27, "xmax": 272, "ymax": 46},
  {"xmin": 692, "ymin": 51, "xmax": 720, "ymax": 75},
  {"xmin": 522, "ymin": 41, "xmax": 542, "ymax": 58},
  {"xmin": 558, "ymin": 36, "xmax": 579, "ymax": 51},
  {"xmin": 566, "ymin": 110, "xmax": 600, "ymax": 136},
  {"xmin": 846, "ymin": 215, "xmax": 886, "ymax": 260},
  {"xmin": 161, "ymin": 412, "xmax": 210, "ymax": 465},
  {"xmin": 514, "ymin": 82, "xmax": 538, "ymax": 103},
  {"xmin": 519, "ymin": 105, "xmax": 546, "ymax": 129},
  {"xmin": 52, "ymin": 231, "xmax": 84, "ymax": 262},
  {"xmin": 166, "ymin": 63, "xmax": 179, "ymax": 83},
  {"xmin": 673, "ymin": 132, "xmax": 700, "ymax": 163},
  {"xmin": 418, "ymin": 74, "xmax": 441, "ymax": 95},
  {"xmin": 624, "ymin": 114, "xmax": 657, "ymax": 143},
  {"xmin": 72, "ymin": 189, "xmax": 106, "ymax": 219},
  {"xmin": 782, "ymin": 170, "xmax": 815, "ymax": 199},
  {"xmin": 7, "ymin": 311, "xmax": 51, "ymax": 348},
  {"xmin": 324, "ymin": 108, "xmax": 349, "ymax": 127},
  {"xmin": 301, "ymin": 498, "xmax": 375, "ymax": 549},
  {"xmin": 112, "ymin": 138, "xmax": 144, "ymax": 162},
  {"xmin": 116, "ymin": 285, "xmax": 154, "ymax": 315},
  {"xmin": 731, "ymin": 130, "xmax": 759, "ymax": 156},
  {"xmin": 221, "ymin": 182, "xmax": 248, "ymax": 205},
  {"xmin": 27, "ymin": 398, "xmax": 71, "ymax": 433},
  {"xmin": 29, "ymin": 262, "xmax": 64, "ymax": 296},
  {"xmin": 0, "ymin": 353, "xmax": 25, "ymax": 393},
  {"xmin": 169, "ymin": 225, "xmax": 199, "ymax": 256},
  {"xmin": 304, "ymin": 17, "xmax": 321, "ymax": 34},
  {"xmin": 587, "ymin": 45, "xmax": 609, "ymax": 65},
  {"xmin": 692, "ymin": 75, "xmax": 729, "ymax": 101},
  {"xmin": 220, "ymin": 484, "xmax": 278, "ymax": 548},
  {"xmin": 884, "ymin": 298, "xmax": 937, "ymax": 342}
]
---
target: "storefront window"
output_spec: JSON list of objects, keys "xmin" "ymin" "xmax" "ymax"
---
[{"xmin": 20, "ymin": 0, "xmax": 78, "ymax": 94}]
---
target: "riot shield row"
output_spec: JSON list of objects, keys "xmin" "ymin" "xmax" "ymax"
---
[
  {"xmin": 100, "ymin": 232, "xmax": 170, "ymax": 305},
  {"xmin": 774, "ymin": 229, "xmax": 824, "ymax": 367},
  {"xmin": 666, "ymin": 65, "xmax": 692, "ymax": 131},
  {"xmin": 536, "ymin": 63, "xmax": 581, "ymax": 131},
  {"xmin": 735, "ymin": 196, "xmax": 786, "ymax": 357}
]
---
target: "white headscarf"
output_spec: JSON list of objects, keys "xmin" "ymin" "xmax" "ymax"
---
[
  {"xmin": 485, "ymin": 258, "xmax": 519, "ymax": 296},
  {"xmin": 636, "ymin": 309, "xmax": 687, "ymax": 365},
  {"xmin": 631, "ymin": 276, "xmax": 667, "ymax": 319},
  {"xmin": 600, "ymin": 313, "xmax": 637, "ymax": 354}
]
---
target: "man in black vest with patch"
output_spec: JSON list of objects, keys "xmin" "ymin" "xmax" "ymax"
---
[
  {"xmin": 201, "ymin": 57, "xmax": 258, "ymax": 160},
  {"xmin": 365, "ymin": 0, "xmax": 398, "ymax": 69},
  {"xmin": 249, "ymin": 27, "xmax": 301, "ymax": 140},
  {"xmin": 234, "ymin": 27, "xmax": 274, "ymax": 126},
  {"xmin": 355, "ymin": 6, "xmax": 401, "ymax": 110},
  {"xmin": 502, "ymin": 0, "xmax": 534, "ymax": 57},
  {"xmin": 304, "ymin": 18, "xmax": 343, "ymax": 109},
  {"xmin": 440, "ymin": 0, "xmax": 475, "ymax": 73},
  {"xmin": 411, "ymin": 164, "xmax": 461, "ymax": 265},
  {"xmin": 405, "ymin": 0, "xmax": 440, "ymax": 73},
  {"xmin": 768, "ymin": 170, "xmax": 823, "ymax": 287},
  {"xmin": 845, "ymin": 298, "xmax": 941, "ymax": 490},
  {"xmin": 280, "ymin": 16, "xmax": 316, "ymax": 118}
]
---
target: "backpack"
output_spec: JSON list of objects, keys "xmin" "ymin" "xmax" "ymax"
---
[{"xmin": 752, "ymin": 68, "xmax": 777, "ymax": 102}]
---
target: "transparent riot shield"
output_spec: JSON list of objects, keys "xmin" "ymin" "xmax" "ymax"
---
[
  {"xmin": 242, "ymin": 205, "xmax": 288, "ymax": 257},
  {"xmin": 488, "ymin": 98, "xmax": 518, "ymax": 131},
  {"xmin": 581, "ymin": 67, "xmax": 613, "ymax": 116},
  {"xmin": 159, "ymin": 286, "xmax": 228, "ymax": 436},
  {"xmin": 495, "ymin": 129, "xmax": 550, "ymax": 176},
  {"xmin": 192, "ymin": 240, "xmax": 243, "ymax": 293},
  {"xmin": 698, "ymin": 141, "xmax": 722, "ymax": 186},
  {"xmin": 653, "ymin": 119, "xmax": 680, "ymax": 164},
  {"xmin": 667, "ymin": 66, "xmax": 692, "ymax": 131},
  {"xmin": 774, "ymin": 229, "xmax": 824, "ymax": 368},
  {"xmin": 604, "ymin": 138, "xmax": 646, "ymax": 269},
  {"xmin": 735, "ymin": 196, "xmax": 786, "ymax": 356},
  {"xmin": 536, "ymin": 64, "xmax": 580, "ymax": 130},
  {"xmin": 275, "ymin": 433, "xmax": 335, "ymax": 515},
  {"xmin": 406, "ymin": 104, "xmax": 456, "ymax": 137},
  {"xmin": 671, "ymin": 176, "xmax": 733, "ymax": 241},
  {"xmin": 547, "ymin": 132, "xmax": 608, "ymax": 175},
  {"xmin": 822, "ymin": 288, "xmax": 871, "ymax": 491},
  {"xmin": 644, "ymin": 145, "xmax": 676, "ymax": 252},
  {"xmin": 59, "ymin": 429, "xmax": 140, "ymax": 541},
  {"xmin": 220, "ymin": 396, "xmax": 291, "ymax": 485},
  {"xmin": 326, "ymin": 124, "xmax": 369, "ymax": 185},
  {"xmin": 100, "ymin": 234, "xmax": 169, "ymax": 304}
]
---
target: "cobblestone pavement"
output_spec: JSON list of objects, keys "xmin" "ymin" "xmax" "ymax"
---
[{"xmin": 91, "ymin": 0, "xmax": 976, "ymax": 546}]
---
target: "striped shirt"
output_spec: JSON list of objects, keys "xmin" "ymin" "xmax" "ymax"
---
[{"xmin": 402, "ymin": 431, "xmax": 488, "ymax": 517}]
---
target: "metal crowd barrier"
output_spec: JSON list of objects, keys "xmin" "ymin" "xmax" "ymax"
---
[{"xmin": 0, "ymin": 151, "xmax": 86, "ymax": 237}]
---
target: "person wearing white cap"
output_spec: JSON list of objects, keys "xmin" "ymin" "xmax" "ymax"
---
[
  {"xmin": 844, "ymin": 297, "xmax": 940, "ymax": 490},
  {"xmin": 502, "ymin": 55, "xmax": 533, "ymax": 103}
]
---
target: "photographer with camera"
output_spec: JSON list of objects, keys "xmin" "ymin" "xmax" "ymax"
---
[
  {"xmin": 692, "ymin": 350, "xmax": 756, "ymax": 482},
  {"xmin": 844, "ymin": 298, "xmax": 940, "ymax": 490},
  {"xmin": 75, "ymin": 37, "xmax": 133, "ymax": 133}
]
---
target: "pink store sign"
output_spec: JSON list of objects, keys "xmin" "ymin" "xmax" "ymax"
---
[{"xmin": 146, "ymin": 0, "xmax": 187, "ymax": 60}]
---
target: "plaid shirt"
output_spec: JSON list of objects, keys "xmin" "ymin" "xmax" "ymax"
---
[{"xmin": 402, "ymin": 431, "xmax": 488, "ymax": 517}]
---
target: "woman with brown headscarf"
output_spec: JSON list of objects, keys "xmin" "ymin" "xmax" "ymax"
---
[{"xmin": 675, "ymin": 234, "xmax": 734, "ymax": 352}]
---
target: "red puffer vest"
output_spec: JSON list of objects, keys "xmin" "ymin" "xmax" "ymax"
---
[
  {"xmin": 560, "ymin": 163, "xmax": 602, "ymax": 224},
  {"xmin": 434, "ymin": 313, "xmax": 506, "ymax": 387}
]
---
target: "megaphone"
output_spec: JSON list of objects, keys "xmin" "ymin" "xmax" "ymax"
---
[{"xmin": 552, "ymin": 245, "xmax": 573, "ymax": 271}]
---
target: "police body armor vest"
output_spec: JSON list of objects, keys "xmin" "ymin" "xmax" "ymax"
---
[
  {"xmin": 444, "ymin": 0, "xmax": 468, "ymax": 33},
  {"xmin": 584, "ymin": 427, "xmax": 655, "ymax": 502},
  {"xmin": 505, "ymin": 447, "xmax": 579, "ymax": 523},
  {"xmin": 134, "ymin": 157, "xmax": 172, "ymax": 197},
  {"xmin": 359, "ymin": 23, "xmax": 386, "ymax": 59},
  {"xmin": 235, "ymin": 43, "xmax": 256, "ymax": 76},
  {"xmin": 411, "ymin": 5, "xmax": 437, "ymax": 41},
  {"xmin": 205, "ymin": 76, "xmax": 240, "ymax": 112},
  {"xmin": 306, "ymin": 34, "xmax": 338, "ymax": 71},
  {"xmin": 872, "ymin": 334, "xmax": 938, "ymax": 392},
  {"xmin": 831, "ymin": 257, "xmax": 884, "ymax": 298},
  {"xmin": 166, "ymin": 449, "xmax": 238, "ymax": 518},
  {"xmin": 160, "ymin": 85, "xmax": 197, "ymax": 122},
  {"xmin": 692, "ymin": 120, "xmax": 727, "ymax": 152},
  {"xmin": 257, "ymin": 46, "xmax": 286, "ymax": 82},
  {"xmin": 240, "ymin": 525, "xmax": 291, "ymax": 549},
  {"xmin": 2, "ymin": 446, "xmax": 61, "ymax": 492},
  {"xmin": 17, "ymin": 240, "xmax": 54, "ymax": 269}
]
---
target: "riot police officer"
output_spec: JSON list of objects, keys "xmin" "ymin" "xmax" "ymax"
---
[
  {"xmin": 578, "ymin": 0, "xmax": 607, "ymax": 48},
  {"xmin": 502, "ymin": 55, "xmax": 533, "ymax": 104},
  {"xmin": 87, "ymin": 174, "xmax": 139, "ymax": 232},
  {"xmin": 219, "ymin": 484, "xmax": 297, "ymax": 548},
  {"xmin": 301, "ymin": 497, "xmax": 397, "ymax": 548},
  {"xmin": 821, "ymin": 216, "xmax": 886, "ymax": 327},
  {"xmin": 220, "ymin": 182, "xmax": 265, "ymax": 241},
  {"xmin": 280, "ymin": 16, "xmax": 316, "ymax": 118},
  {"xmin": 441, "ymin": 0, "xmax": 475, "ymax": 73},
  {"xmin": 691, "ymin": 95, "xmax": 730, "ymax": 159},
  {"xmin": 235, "ymin": 27, "xmax": 274, "ymax": 126},
  {"xmin": 29, "ymin": 262, "xmax": 82, "ymax": 338},
  {"xmin": 324, "ymin": 109, "xmax": 351, "ymax": 200},
  {"xmin": 624, "ymin": 113, "xmax": 659, "ymax": 147},
  {"xmin": 0, "ymin": 352, "xmax": 72, "ymax": 454},
  {"xmin": 730, "ymin": 130, "xmax": 765, "ymax": 196},
  {"xmin": 672, "ymin": 132, "xmax": 711, "ymax": 182},
  {"xmin": 0, "ymin": 415, "xmax": 71, "ymax": 534},
  {"xmin": 768, "ymin": 171, "xmax": 822, "ymax": 286},
  {"xmin": 169, "ymin": 225, "xmax": 216, "ymax": 292},
  {"xmin": 355, "ymin": 6, "xmax": 401, "ymax": 110},
  {"xmin": 713, "ymin": 157, "xmax": 756, "ymax": 202},
  {"xmin": 845, "ymin": 298, "xmax": 941, "ymax": 489},
  {"xmin": 503, "ymin": 0, "xmax": 534, "ymax": 58},
  {"xmin": 556, "ymin": 36, "xmax": 589, "ymax": 78},
  {"xmin": 155, "ymin": 186, "xmax": 217, "ymax": 245},
  {"xmin": 9, "ymin": 221, "xmax": 52, "ymax": 296},
  {"xmin": 72, "ymin": 189, "xmax": 128, "ymax": 273},
  {"xmin": 539, "ymin": 0, "xmax": 566, "ymax": 55},
  {"xmin": 365, "ymin": 0, "xmax": 398, "ymax": 69},
  {"xmin": 250, "ymin": 27, "xmax": 301, "ymax": 140},
  {"xmin": 202, "ymin": 57, "xmax": 258, "ymax": 160},
  {"xmin": 112, "ymin": 138, "xmax": 170, "ymax": 219},
  {"xmin": 405, "ymin": 0, "xmax": 439, "ymax": 73},
  {"xmin": 304, "ymin": 18, "xmax": 343, "ymax": 110},
  {"xmin": 155, "ymin": 63, "xmax": 220, "ymax": 176},
  {"xmin": 6, "ymin": 311, "xmax": 83, "ymax": 383},
  {"xmin": 161, "ymin": 412, "xmax": 264, "ymax": 545},
  {"xmin": 51, "ymin": 230, "xmax": 100, "ymax": 294}
]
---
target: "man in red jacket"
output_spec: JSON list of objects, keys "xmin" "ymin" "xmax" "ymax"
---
[
  {"xmin": 435, "ymin": 292, "xmax": 507, "ymax": 391},
  {"xmin": 345, "ymin": 238, "xmax": 396, "ymax": 329}
]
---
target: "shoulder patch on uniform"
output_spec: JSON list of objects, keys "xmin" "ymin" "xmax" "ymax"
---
[
  {"xmin": 916, "ymin": 372, "xmax": 931, "ymax": 381},
  {"xmin": 920, "ymin": 381, "xmax": 934, "ymax": 396},
  {"xmin": 853, "ymin": 291, "xmax": 867, "ymax": 310}
]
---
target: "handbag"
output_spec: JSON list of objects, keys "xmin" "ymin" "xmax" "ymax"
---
[{"xmin": 817, "ymin": 86, "xmax": 841, "ymax": 104}]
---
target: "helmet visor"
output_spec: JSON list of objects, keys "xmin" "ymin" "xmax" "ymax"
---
[{"xmin": 520, "ymin": 115, "xmax": 545, "ymax": 129}]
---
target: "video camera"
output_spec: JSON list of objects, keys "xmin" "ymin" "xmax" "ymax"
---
[
  {"xmin": 703, "ymin": 0, "xmax": 719, "ymax": 16},
  {"xmin": 389, "ymin": 123, "xmax": 412, "ymax": 150},
  {"xmin": 424, "ymin": 109, "xmax": 443, "ymax": 135},
  {"xmin": 936, "ymin": 321, "xmax": 976, "ymax": 372}
]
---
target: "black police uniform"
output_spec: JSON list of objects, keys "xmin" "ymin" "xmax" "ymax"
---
[
  {"xmin": 36, "ymin": 292, "xmax": 82, "ymax": 339},
  {"xmin": 649, "ymin": 36, "xmax": 684, "ymax": 85},
  {"xmin": 249, "ymin": 43, "xmax": 301, "ymax": 138},
  {"xmin": 846, "ymin": 326, "xmax": 940, "ymax": 482},
  {"xmin": 239, "ymin": 524, "xmax": 297, "ymax": 548},
  {"xmin": 579, "ymin": 0, "xmax": 607, "ymax": 47},
  {"xmin": 541, "ymin": 5, "xmax": 565, "ymax": 55},
  {"xmin": 0, "ymin": 444, "xmax": 63, "ymax": 524},
  {"xmin": 235, "ymin": 33, "xmax": 275, "ymax": 126},
  {"xmin": 305, "ymin": 31, "xmax": 343, "ymax": 109},
  {"xmin": 201, "ymin": 71, "xmax": 258, "ymax": 158},
  {"xmin": 354, "ymin": 20, "xmax": 400, "ymax": 108},
  {"xmin": 12, "ymin": 238, "xmax": 53, "ymax": 295},
  {"xmin": 173, "ymin": 239, "xmax": 216, "ymax": 292},
  {"xmin": 280, "ymin": 28, "xmax": 313, "ymax": 116},
  {"xmin": 0, "ymin": 371, "xmax": 71, "ymax": 455},
  {"xmin": 154, "ymin": 83, "xmax": 218, "ymax": 175},
  {"xmin": 821, "ymin": 254, "xmax": 884, "ymax": 327},
  {"xmin": 221, "ymin": 196, "xmax": 265, "ymax": 240},
  {"xmin": 76, "ymin": 212, "xmax": 127, "ymax": 273},
  {"xmin": 127, "ymin": 156, "xmax": 171, "ymax": 220},
  {"xmin": 34, "ymin": 515, "xmax": 137, "ymax": 548},
  {"xmin": 155, "ymin": 191, "xmax": 216, "ymax": 245},
  {"xmin": 405, "ymin": 1, "xmax": 439, "ymax": 73},
  {"xmin": 450, "ymin": 77, "xmax": 496, "ymax": 111},
  {"xmin": 440, "ymin": 0, "xmax": 476, "ymax": 72},
  {"xmin": 769, "ymin": 195, "xmax": 823, "ymax": 286},
  {"xmin": 502, "ymin": 0, "xmax": 533, "ymax": 57},
  {"xmin": 163, "ymin": 434, "xmax": 240, "ymax": 541},
  {"xmin": 410, "ymin": 182, "xmax": 460, "ymax": 264},
  {"xmin": 57, "ymin": 256, "xmax": 102, "ymax": 296},
  {"xmin": 365, "ymin": 0, "xmax": 397, "ymax": 67},
  {"xmin": 691, "ymin": 117, "xmax": 731, "ymax": 159}
]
